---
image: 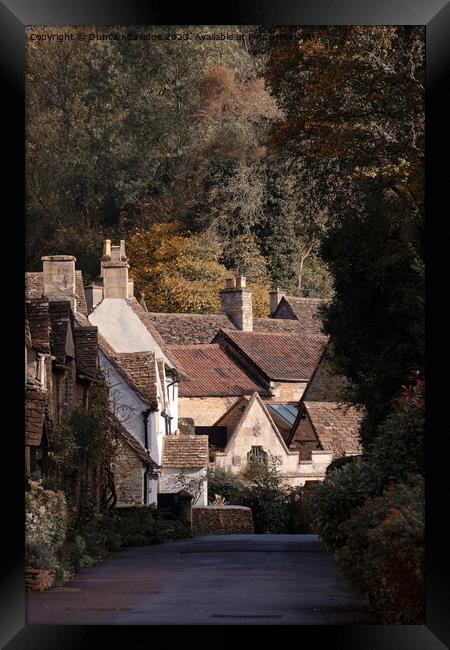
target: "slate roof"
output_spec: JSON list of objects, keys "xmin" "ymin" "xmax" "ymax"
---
[
  {"xmin": 146, "ymin": 312, "xmax": 235, "ymax": 345},
  {"xmin": 25, "ymin": 270, "xmax": 88, "ymax": 315},
  {"xmin": 273, "ymin": 296, "xmax": 327, "ymax": 334},
  {"xmin": 304, "ymin": 401, "xmax": 363, "ymax": 459},
  {"xmin": 214, "ymin": 329, "xmax": 327, "ymax": 382},
  {"xmin": 108, "ymin": 349, "xmax": 159, "ymax": 410},
  {"xmin": 146, "ymin": 311, "xmax": 323, "ymax": 345},
  {"xmin": 48, "ymin": 300, "xmax": 72, "ymax": 361},
  {"xmin": 302, "ymin": 346, "xmax": 349, "ymax": 402},
  {"xmin": 166, "ymin": 344, "xmax": 270, "ymax": 398},
  {"xmin": 73, "ymin": 325, "xmax": 98, "ymax": 378},
  {"xmin": 25, "ymin": 298, "xmax": 50, "ymax": 353},
  {"xmin": 162, "ymin": 434, "xmax": 209, "ymax": 468}
]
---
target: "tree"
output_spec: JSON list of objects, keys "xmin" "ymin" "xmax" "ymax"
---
[{"xmin": 262, "ymin": 26, "xmax": 424, "ymax": 440}]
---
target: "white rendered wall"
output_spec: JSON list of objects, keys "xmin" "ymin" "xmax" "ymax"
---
[
  {"xmin": 89, "ymin": 298, "xmax": 171, "ymax": 364},
  {"xmin": 99, "ymin": 352, "xmax": 157, "ymax": 457}
]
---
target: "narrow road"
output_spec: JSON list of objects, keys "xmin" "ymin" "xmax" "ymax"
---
[{"xmin": 26, "ymin": 534, "xmax": 376, "ymax": 625}]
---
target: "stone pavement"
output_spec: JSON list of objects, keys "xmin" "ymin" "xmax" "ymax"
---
[{"xmin": 26, "ymin": 534, "xmax": 377, "ymax": 625}]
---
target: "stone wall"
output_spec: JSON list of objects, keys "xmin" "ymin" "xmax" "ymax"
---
[
  {"xmin": 270, "ymin": 381, "xmax": 307, "ymax": 402},
  {"xmin": 192, "ymin": 505, "xmax": 254, "ymax": 535},
  {"xmin": 179, "ymin": 396, "xmax": 239, "ymax": 426},
  {"xmin": 111, "ymin": 436, "xmax": 145, "ymax": 507}
]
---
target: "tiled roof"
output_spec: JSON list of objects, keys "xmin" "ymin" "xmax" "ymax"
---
[
  {"xmin": 75, "ymin": 271, "xmax": 88, "ymax": 315},
  {"xmin": 147, "ymin": 311, "xmax": 321, "ymax": 345},
  {"xmin": 48, "ymin": 301, "xmax": 72, "ymax": 361},
  {"xmin": 25, "ymin": 271, "xmax": 87, "ymax": 315},
  {"xmin": 111, "ymin": 352, "xmax": 159, "ymax": 409},
  {"xmin": 98, "ymin": 334, "xmax": 159, "ymax": 409},
  {"xmin": 73, "ymin": 325, "xmax": 98, "ymax": 378},
  {"xmin": 25, "ymin": 298, "xmax": 50, "ymax": 353},
  {"xmin": 214, "ymin": 329, "xmax": 327, "ymax": 382},
  {"xmin": 273, "ymin": 296, "xmax": 327, "ymax": 333},
  {"xmin": 25, "ymin": 384, "xmax": 47, "ymax": 446},
  {"xmin": 162, "ymin": 434, "xmax": 209, "ymax": 468},
  {"xmin": 302, "ymin": 346, "xmax": 349, "ymax": 402},
  {"xmin": 146, "ymin": 312, "xmax": 235, "ymax": 345},
  {"xmin": 167, "ymin": 344, "xmax": 270, "ymax": 398},
  {"xmin": 305, "ymin": 401, "xmax": 363, "ymax": 458}
]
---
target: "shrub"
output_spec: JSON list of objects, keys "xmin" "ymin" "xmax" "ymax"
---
[
  {"xmin": 367, "ymin": 378, "xmax": 425, "ymax": 483},
  {"xmin": 207, "ymin": 467, "xmax": 246, "ymax": 505},
  {"xmin": 309, "ymin": 459, "xmax": 382, "ymax": 552},
  {"xmin": 115, "ymin": 507, "xmax": 192, "ymax": 546},
  {"xmin": 285, "ymin": 484, "xmax": 318, "ymax": 533},
  {"xmin": 25, "ymin": 539, "xmax": 58, "ymax": 570},
  {"xmin": 242, "ymin": 457, "xmax": 290, "ymax": 533},
  {"xmin": 336, "ymin": 476, "xmax": 424, "ymax": 623}
]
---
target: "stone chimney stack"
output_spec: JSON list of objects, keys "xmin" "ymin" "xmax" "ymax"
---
[
  {"xmin": 101, "ymin": 239, "xmax": 130, "ymax": 299},
  {"xmin": 269, "ymin": 288, "xmax": 286, "ymax": 317},
  {"xmin": 42, "ymin": 255, "xmax": 77, "ymax": 310},
  {"xmin": 220, "ymin": 275, "xmax": 253, "ymax": 331}
]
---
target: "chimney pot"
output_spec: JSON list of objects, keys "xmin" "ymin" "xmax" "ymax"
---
[
  {"xmin": 225, "ymin": 277, "xmax": 236, "ymax": 289},
  {"xmin": 235, "ymin": 275, "xmax": 246, "ymax": 288},
  {"xmin": 100, "ymin": 239, "xmax": 130, "ymax": 298}
]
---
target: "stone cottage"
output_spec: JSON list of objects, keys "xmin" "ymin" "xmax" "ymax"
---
[
  {"xmin": 288, "ymin": 346, "xmax": 363, "ymax": 460},
  {"xmin": 25, "ymin": 256, "xmax": 99, "ymax": 477},
  {"xmin": 86, "ymin": 240, "xmax": 209, "ymax": 505},
  {"xmin": 210, "ymin": 392, "xmax": 332, "ymax": 487},
  {"xmin": 166, "ymin": 343, "xmax": 271, "ymax": 426}
]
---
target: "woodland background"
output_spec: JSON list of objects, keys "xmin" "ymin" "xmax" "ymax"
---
[{"xmin": 26, "ymin": 25, "xmax": 424, "ymax": 444}]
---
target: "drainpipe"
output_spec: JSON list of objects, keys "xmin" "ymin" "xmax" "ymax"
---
[{"xmin": 142, "ymin": 408, "xmax": 152, "ymax": 451}]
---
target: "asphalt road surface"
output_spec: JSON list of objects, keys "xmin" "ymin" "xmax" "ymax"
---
[{"xmin": 26, "ymin": 534, "xmax": 377, "ymax": 625}]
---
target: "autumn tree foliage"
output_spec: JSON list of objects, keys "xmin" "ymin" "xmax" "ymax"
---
[{"xmin": 128, "ymin": 224, "xmax": 270, "ymax": 316}]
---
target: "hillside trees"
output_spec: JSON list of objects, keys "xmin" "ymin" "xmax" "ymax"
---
[{"xmin": 262, "ymin": 26, "xmax": 424, "ymax": 439}]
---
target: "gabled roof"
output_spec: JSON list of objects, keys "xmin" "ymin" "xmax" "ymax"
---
[
  {"xmin": 146, "ymin": 310, "xmax": 323, "ymax": 345},
  {"xmin": 89, "ymin": 297, "xmax": 177, "ymax": 370},
  {"xmin": 73, "ymin": 323, "xmax": 98, "ymax": 379},
  {"xmin": 146, "ymin": 312, "xmax": 235, "ymax": 345},
  {"xmin": 162, "ymin": 434, "xmax": 209, "ymax": 468},
  {"xmin": 48, "ymin": 300, "xmax": 73, "ymax": 361},
  {"xmin": 213, "ymin": 329, "xmax": 327, "ymax": 383},
  {"xmin": 302, "ymin": 401, "xmax": 363, "ymax": 459},
  {"xmin": 272, "ymin": 296, "xmax": 327, "ymax": 334},
  {"xmin": 25, "ymin": 298, "xmax": 50, "ymax": 353},
  {"xmin": 216, "ymin": 392, "xmax": 293, "ymax": 456},
  {"xmin": 25, "ymin": 270, "xmax": 88, "ymax": 315},
  {"xmin": 166, "ymin": 343, "xmax": 270, "ymax": 398},
  {"xmin": 301, "ymin": 345, "xmax": 349, "ymax": 403},
  {"xmin": 99, "ymin": 338, "xmax": 159, "ymax": 410}
]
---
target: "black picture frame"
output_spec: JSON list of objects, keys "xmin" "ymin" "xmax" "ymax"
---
[{"xmin": 2, "ymin": 1, "xmax": 447, "ymax": 648}]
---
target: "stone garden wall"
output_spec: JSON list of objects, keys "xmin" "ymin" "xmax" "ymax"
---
[{"xmin": 192, "ymin": 505, "xmax": 254, "ymax": 536}]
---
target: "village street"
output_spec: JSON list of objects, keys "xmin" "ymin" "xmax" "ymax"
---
[{"xmin": 26, "ymin": 534, "xmax": 376, "ymax": 625}]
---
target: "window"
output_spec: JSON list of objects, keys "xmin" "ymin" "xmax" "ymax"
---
[{"xmin": 247, "ymin": 446, "xmax": 267, "ymax": 464}]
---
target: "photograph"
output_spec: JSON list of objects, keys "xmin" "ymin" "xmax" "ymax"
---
[
  {"xmin": 21, "ymin": 23, "xmax": 427, "ymax": 628},
  {"xmin": 0, "ymin": 1, "xmax": 443, "ymax": 643}
]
